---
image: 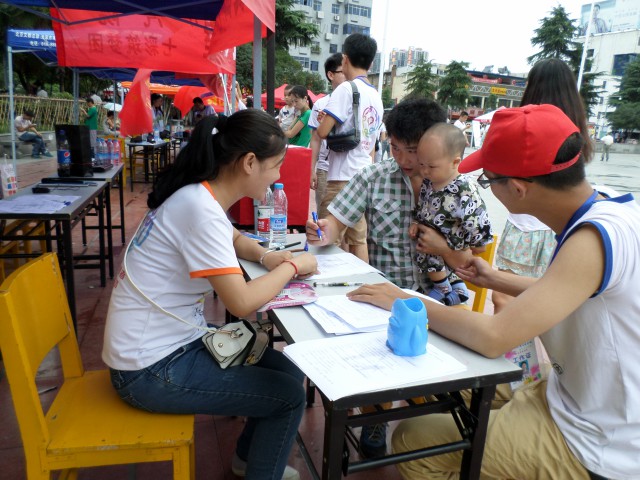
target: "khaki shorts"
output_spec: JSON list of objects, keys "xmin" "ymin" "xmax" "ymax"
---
[
  {"xmin": 320, "ymin": 180, "xmax": 367, "ymax": 246},
  {"xmin": 392, "ymin": 380, "xmax": 591, "ymax": 480},
  {"xmin": 315, "ymin": 169, "xmax": 328, "ymax": 213}
]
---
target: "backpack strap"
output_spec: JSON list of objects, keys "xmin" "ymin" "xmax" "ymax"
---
[{"xmin": 350, "ymin": 80, "xmax": 361, "ymax": 144}]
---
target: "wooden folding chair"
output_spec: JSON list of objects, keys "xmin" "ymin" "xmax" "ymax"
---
[{"xmin": 0, "ymin": 253, "xmax": 195, "ymax": 480}]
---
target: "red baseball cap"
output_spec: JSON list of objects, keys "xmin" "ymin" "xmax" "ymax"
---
[{"xmin": 459, "ymin": 104, "xmax": 581, "ymax": 176}]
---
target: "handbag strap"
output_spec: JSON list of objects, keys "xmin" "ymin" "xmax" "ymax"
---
[
  {"xmin": 329, "ymin": 80, "xmax": 361, "ymax": 142},
  {"xmin": 122, "ymin": 214, "xmax": 216, "ymax": 333}
]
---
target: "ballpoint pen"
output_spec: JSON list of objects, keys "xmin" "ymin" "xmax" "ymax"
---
[
  {"xmin": 311, "ymin": 211, "xmax": 323, "ymax": 241},
  {"xmin": 273, "ymin": 241, "xmax": 301, "ymax": 251},
  {"xmin": 313, "ymin": 282, "xmax": 364, "ymax": 287}
]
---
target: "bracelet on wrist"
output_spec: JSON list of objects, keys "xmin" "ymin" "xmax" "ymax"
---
[
  {"xmin": 259, "ymin": 249, "xmax": 276, "ymax": 265},
  {"xmin": 283, "ymin": 260, "xmax": 298, "ymax": 277}
]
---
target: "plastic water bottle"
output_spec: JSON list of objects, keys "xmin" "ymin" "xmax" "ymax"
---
[
  {"xmin": 105, "ymin": 139, "xmax": 113, "ymax": 164},
  {"xmin": 257, "ymin": 186, "xmax": 274, "ymax": 241},
  {"xmin": 153, "ymin": 128, "xmax": 160, "ymax": 143},
  {"xmin": 270, "ymin": 183, "xmax": 288, "ymax": 248},
  {"xmin": 112, "ymin": 139, "xmax": 121, "ymax": 164},
  {"xmin": 57, "ymin": 130, "xmax": 71, "ymax": 176}
]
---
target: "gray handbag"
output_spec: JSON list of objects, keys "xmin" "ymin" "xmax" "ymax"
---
[
  {"xmin": 325, "ymin": 80, "xmax": 361, "ymax": 152},
  {"xmin": 202, "ymin": 319, "xmax": 270, "ymax": 369}
]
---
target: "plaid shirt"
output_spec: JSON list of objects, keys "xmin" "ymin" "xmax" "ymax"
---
[{"xmin": 328, "ymin": 158, "xmax": 428, "ymax": 290}]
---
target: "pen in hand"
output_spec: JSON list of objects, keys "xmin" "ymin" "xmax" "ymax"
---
[
  {"xmin": 312, "ymin": 211, "xmax": 323, "ymax": 241},
  {"xmin": 313, "ymin": 282, "xmax": 364, "ymax": 287}
]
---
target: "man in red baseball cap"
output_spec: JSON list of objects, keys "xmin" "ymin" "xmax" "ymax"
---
[{"xmin": 347, "ymin": 104, "xmax": 640, "ymax": 479}]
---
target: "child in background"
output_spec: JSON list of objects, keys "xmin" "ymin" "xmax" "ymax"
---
[
  {"xmin": 409, "ymin": 123, "xmax": 493, "ymax": 305},
  {"xmin": 277, "ymin": 85, "xmax": 297, "ymax": 132}
]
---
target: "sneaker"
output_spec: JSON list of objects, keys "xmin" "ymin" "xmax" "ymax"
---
[
  {"xmin": 359, "ymin": 422, "xmax": 388, "ymax": 458},
  {"xmin": 43, "ymin": 151, "xmax": 53, "ymax": 157},
  {"xmin": 451, "ymin": 281, "xmax": 469, "ymax": 303},
  {"xmin": 231, "ymin": 452, "xmax": 300, "ymax": 480},
  {"xmin": 427, "ymin": 287, "xmax": 447, "ymax": 304},
  {"xmin": 31, "ymin": 154, "xmax": 41, "ymax": 159}
]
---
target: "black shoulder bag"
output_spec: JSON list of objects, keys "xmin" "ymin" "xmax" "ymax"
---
[{"xmin": 325, "ymin": 80, "xmax": 361, "ymax": 152}]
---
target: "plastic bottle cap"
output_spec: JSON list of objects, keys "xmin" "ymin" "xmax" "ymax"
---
[{"xmin": 274, "ymin": 183, "xmax": 284, "ymax": 189}]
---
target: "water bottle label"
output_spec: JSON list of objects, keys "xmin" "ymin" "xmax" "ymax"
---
[
  {"xmin": 57, "ymin": 149, "xmax": 71, "ymax": 165},
  {"xmin": 257, "ymin": 217, "xmax": 270, "ymax": 233},
  {"xmin": 271, "ymin": 215, "xmax": 287, "ymax": 230}
]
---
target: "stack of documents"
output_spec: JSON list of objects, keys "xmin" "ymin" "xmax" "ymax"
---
[
  {"xmin": 283, "ymin": 331, "xmax": 467, "ymax": 401},
  {"xmin": 303, "ymin": 295, "xmax": 391, "ymax": 334},
  {"xmin": 309, "ymin": 253, "xmax": 383, "ymax": 280}
]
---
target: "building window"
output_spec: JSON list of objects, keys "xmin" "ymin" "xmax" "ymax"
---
[
  {"xmin": 330, "ymin": 23, "xmax": 339, "ymax": 34},
  {"xmin": 612, "ymin": 53, "xmax": 638, "ymax": 76},
  {"xmin": 587, "ymin": 49, "xmax": 594, "ymax": 58},
  {"xmin": 311, "ymin": 41, "xmax": 321, "ymax": 54},
  {"xmin": 292, "ymin": 55, "xmax": 310, "ymax": 69},
  {"xmin": 294, "ymin": 0, "xmax": 313, "ymax": 5},
  {"xmin": 329, "ymin": 43, "xmax": 338, "ymax": 53},
  {"xmin": 602, "ymin": 80, "xmax": 607, "ymax": 89},
  {"xmin": 311, "ymin": 61, "xmax": 319, "ymax": 72},
  {"xmin": 313, "ymin": 0, "xmax": 322, "ymax": 11},
  {"xmin": 345, "ymin": 4, "xmax": 371, "ymax": 18},
  {"xmin": 342, "ymin": 24, "xmax": 370, "ymax": 35},
  {"xmin": 331, "ymin": 3, "xmax": 340, "ymax": 14}
]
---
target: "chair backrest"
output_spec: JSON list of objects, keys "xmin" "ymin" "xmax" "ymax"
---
[
  {"xmin": 465, "ymin": 235, "xmax": 498, "ymax": 313},
  {"xmin": 277, "ymin": 146, "xmax": 312, "ymax": 230},
  {"xmin": 0, "ymin": 253, "xmax": 83, "ymax": 453}
]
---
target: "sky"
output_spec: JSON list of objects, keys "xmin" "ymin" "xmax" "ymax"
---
[{"xmin": 369, "ymin": 0, "xmax": 588, "ymax": 75}]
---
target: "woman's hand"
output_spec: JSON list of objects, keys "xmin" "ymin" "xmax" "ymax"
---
[
  {"xmin": 261, "ymin": 250, "xmax": 293, "ymax": 271},
  {"xmin": 415, "ymin": 224, "xmax": 449, "ymax": 254},
  {"xmin": 455, "ymin": 257, "xmax": 495, "ymax": 289},
  {"xmin": 289, "ymin": 253, "xmax": 318, "ymax": 280},
  {"xmin": 346, "ymin": 283, "xmax": 412, "ymax": 311}
]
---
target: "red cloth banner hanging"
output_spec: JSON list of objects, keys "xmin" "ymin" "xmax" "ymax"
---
[
  {"xmin": 119, "ymin": 69, "xmax": 153, "ymax": 137},
  {"xmin": 207, "ymin": 0, "xmax": 275, "ymax": 53},
  {"xmin": 51, "ymin": 8, "xmax": 234, "ymax": 74}
]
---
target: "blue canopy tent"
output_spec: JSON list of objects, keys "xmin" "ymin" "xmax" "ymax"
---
[{"xmin": 4, "ymin": 1, "xmax": 277, "ymax": 175}]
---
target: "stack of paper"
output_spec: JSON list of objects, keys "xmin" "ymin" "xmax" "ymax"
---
[
  {"xmin": 309, "ymin": 253, "xmax": 383, "ymax": 280},
  {"xmin": 303, "ymin": 295, "xmax": 391, "ymax": 334},
  {"xmin": 283, "ymin": 331, "xmax": 467, "ymax": 401}
]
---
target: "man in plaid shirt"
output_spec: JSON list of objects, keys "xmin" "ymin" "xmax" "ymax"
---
[{"xmin": 307, "ymin": 98, "xmax": 471, "ymax": 292}]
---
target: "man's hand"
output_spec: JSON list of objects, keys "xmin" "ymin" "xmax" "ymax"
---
[
  {"xmin": 346, "ymin": 283, "xmax": 412, "ymax": 311},
  {"xmin": 455, "ymin": 257, "xmax": 495, "ymax": 289},
  {"xmin": 310, "ymin": 170, "xmax": 318, "ymax": 190}
]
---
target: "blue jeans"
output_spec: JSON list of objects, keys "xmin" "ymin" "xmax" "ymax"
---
[
  {"xmin": 110, "ymin": 339, "xmax": 305, "ymax": 480},
  {"xmin": 18, "ymin": 132, "xmax": 46, "ymax": 155}
]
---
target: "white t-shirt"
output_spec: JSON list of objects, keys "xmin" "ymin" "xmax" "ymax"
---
[
  {"xmin": 309, "ymin": 94, "xmax": 330, "ymax": 172},
  {"xmin": 454, "ymin": 119, "xmax": 467, "ymax": 131},
  {"xmin": 323, "ymin": 77, "xmax": 384, "ymax": 181},
  {"xmin": 278, "ymin": 105, "xmax": 297, "ymax": 131},
  {"xmin": 542, "ymin": 193, "xmax": 640, "ymax": 479},
  {"xmin": 14, "ymin": 115, "xmax": 32, "ymax": 134},
  {"xmin": 102, "ymin": 182, "xmax": 243, "ymax": 370},
  {"xmin": 507, "ymin": 213, "xmax": 550, "ymax": 233}
]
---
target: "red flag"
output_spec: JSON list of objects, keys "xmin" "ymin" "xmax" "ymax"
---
[
  {"xmin": 207, "ymin": 47, "xmax": 236, "ymax": 75},
  {"xmin": 119, "ymin": 69, "xmax": 153, "ymax": 137},
  {"xmin": 207, "ymin": 0, "xmax": 275, "ymax": 53}
]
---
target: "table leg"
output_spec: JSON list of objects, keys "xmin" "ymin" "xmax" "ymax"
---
[
  {"xmin": 322, "ymin": 406, "xmax": 350, "ymax": 479},
  {"xmin": 118, "ymin": 168, "xmax": 126, "ymax": 244},
  {"xmin": 129, "ymin": 146, "xmax": 134, "ymax": 192},
  {"xmin": 104, "ymin": 183, "xmax": 114, "ymax": 278},
  {"xmin": 97, "ymin": 190, "xmax": 106, "ymax": 287},
  {"xmin": 460, "ymin": 385, "xmax": 496, "ymax": 479},
  {"xmin": 60, "ymin": 220, "xmax": 77, "ymax": 331}
]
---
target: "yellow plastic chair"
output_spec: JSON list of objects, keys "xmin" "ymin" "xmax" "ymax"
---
[
  {"xmin": 0, "ymin": 253, "xmax": 195, "ymax": 480},
  {"xmin": 0, "ymin": 220, "xmax": 47, "ymax": 282},
  {"xmin": 465, "ymin": 234, "xmax": 499, "ymax": 313}
]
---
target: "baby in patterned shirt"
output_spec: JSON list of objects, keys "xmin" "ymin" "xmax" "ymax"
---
[{"xmin": 409, "ymin": 123, "xmax": 493, "ymax": 305}]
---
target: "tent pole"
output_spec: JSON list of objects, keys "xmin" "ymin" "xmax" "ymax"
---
[
  {"xmin": 231, "ymin": 74, "xmax": 236, "ymax": 114},
  {"xmin": 266, "ymin": 28, "xmax": 275, "ymax": 115},
  {"xmin": 73, "ymin": 68, "xmax": 79, "ymax": 123},
  {"xmin": 252, "ymin": 15, "xmax": 262, "ymax": 109},
  {"xmin": 7, "ymin": 45, "xmax": 18, "ymax": 176}
]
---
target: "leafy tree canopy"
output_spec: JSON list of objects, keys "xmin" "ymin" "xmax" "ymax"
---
[
  {"xmin": 405, "ymin": 60, "xmax": 438, "ymax": 99},
  {"xmin": 275, "ymin": 0, "xmax": 320, "ymax": 50},
  {"xmin": 607, "ymin": 57, "xmax": 640, "ymax": 130},
  {"xmin": 437, "ymin": 60, "xmax": 471, "ymax": 110},
  {"xmin": 528, "ymin": 6, "xmax": 580, "ymax": 65}
]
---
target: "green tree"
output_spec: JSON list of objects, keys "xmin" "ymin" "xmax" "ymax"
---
[
  {"xmin": 275, "ymin": 0, "xmax": 320, "ymax": 50},
  {"xmin": 485, "ymin": 94, "xmax": 498, "ymax": 112},
  {"xmin": 528, "ymin": 6, "xmax": 580, "ymax": 65},
  {"xmin": 405, "ymin": 60, "xmax": 438, "ymax": 99},
  {"xmin": 437, "ymin": 60, "xmax": 471, "ymax": 110},
  {"xmin": 607, "ymin": 57, "xmax": 640, "ymax": 130},
  {"xmin": 381, "ymin": 87, "xmax": 393, "ymax": 108}
]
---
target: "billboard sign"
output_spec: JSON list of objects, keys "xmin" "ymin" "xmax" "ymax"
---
[{"xmin": 579, "ymin": 0, "xmax": 640, "ymax": 35}]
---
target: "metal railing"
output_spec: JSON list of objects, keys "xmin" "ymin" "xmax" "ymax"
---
[{"xmin": 0, "ymin": 95, "xmax": 104, "ymax": 133}]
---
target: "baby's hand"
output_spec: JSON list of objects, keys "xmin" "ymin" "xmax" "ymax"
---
[{"xmin": 409, "ymin": 222, "xmax": 419, "ymax": 239}]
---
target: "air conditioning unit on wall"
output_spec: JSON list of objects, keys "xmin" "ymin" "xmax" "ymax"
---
[
  {"xmin": 334, "ymin": 14, "xmax": 340, "ymax": 20},
  {"xmin": 317, "ymin": 11, "xmax": 324, "ymax": 19}
]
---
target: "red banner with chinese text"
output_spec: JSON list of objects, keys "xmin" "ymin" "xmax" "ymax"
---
[
  {"xmin": 207, "ymin": 0, "xmax": 275, "ymax": 53},
  {"xmin": 119, "ymin": 69, "xmax": 153, "ymax": 137},
  {"xmin": 50, "ymin": 8, "xmax": 235, "ymax": 74}
]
